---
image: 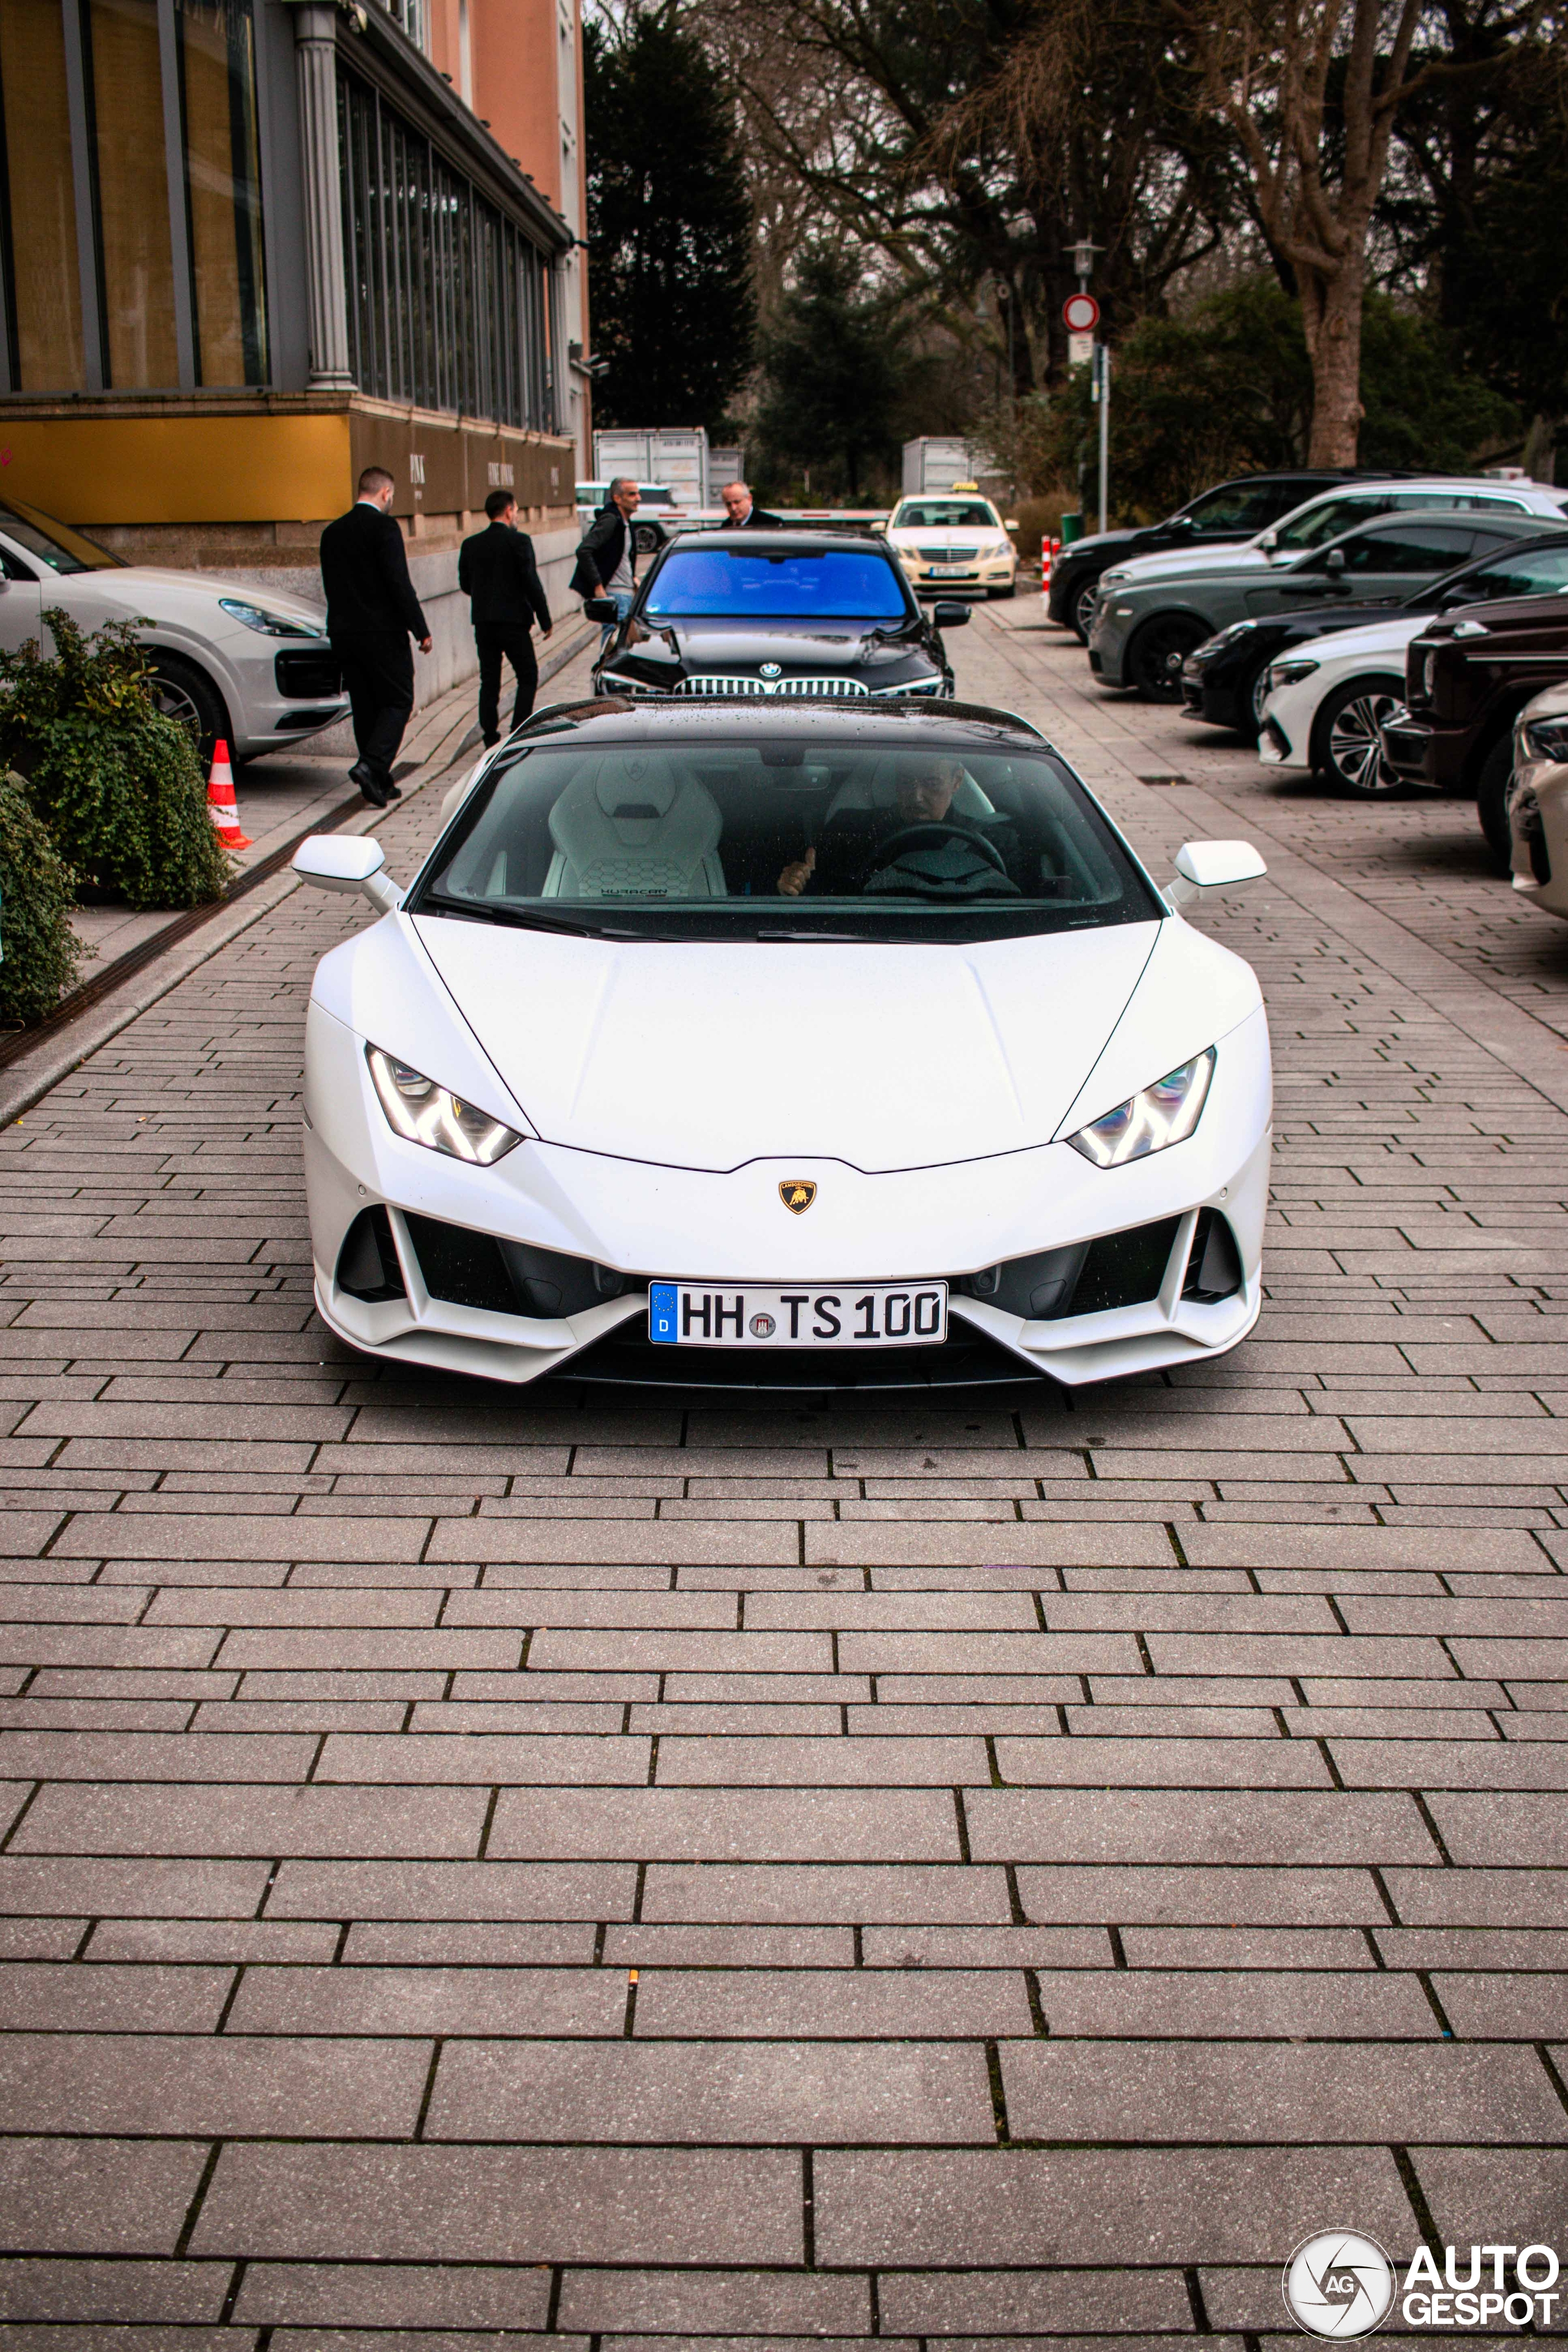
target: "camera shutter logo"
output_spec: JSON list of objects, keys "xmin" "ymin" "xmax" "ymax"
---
[{"xmin": 1283, "ymin": 2231, "xmax": 1396, "ymax": 2339}]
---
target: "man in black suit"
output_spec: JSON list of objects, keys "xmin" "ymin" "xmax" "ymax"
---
[
  {"xmin": 459, "ymin": 490, "xmax": 554, "ymax": 745},
  {"xmin": 318, "ymin": 465, "xmax": 432, "ymax": 808},
  {"xmin": 720, "ymin": 481, "xmax": 784, "ymax": 528}
]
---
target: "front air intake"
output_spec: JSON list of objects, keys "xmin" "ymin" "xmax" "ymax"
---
[
  {"xmin": 961, "ymin": 1216, "xmax": 1182, "ymax": 1322},
  {"xmin": 403, "ymin": 1214, "xmax": 639, "ymax": 1320},
  {"xmin": 336, "ymin": 1207, "xmax": 406, "ymax": 1302}
]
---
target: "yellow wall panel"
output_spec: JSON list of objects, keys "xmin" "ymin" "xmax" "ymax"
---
[{"xmin": 0, "ymin": 413, "xmax": 353, "ymax": 523}]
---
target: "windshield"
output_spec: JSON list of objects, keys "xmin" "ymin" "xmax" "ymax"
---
[
  {"xmin": 0, "ymin": 499, "xmax": 121, "ymax": 572},
  {"xmin": 644, "ymin": 547, "xmax": 910, "ymax": 621},
  {"xmin": 1437, "ymin": 542, "xmax": 1568, "ymax": 606},
  {"xmin": 1273, "ymin": 488, "xmax": 1528, "ymax": 554},
  {"xmin": 1181, "ymin": 481, "xmax": 1293, "ymax": 533},
  {"xmin": 892, "ymin": 501, "xmax": 998, "ymax": 530},
  {"xmin": 412, "ymin": 736, "xmax": 1163, "ymax": 945}
]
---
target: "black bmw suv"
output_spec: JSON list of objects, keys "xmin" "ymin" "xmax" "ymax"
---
[
  {"xmin": 1047, "ymin": 468, "xmax": 1368, "ymax": 643},
  {"xmin": 591, "ymin": 530, "xmax": 968, "ymax": 703}
]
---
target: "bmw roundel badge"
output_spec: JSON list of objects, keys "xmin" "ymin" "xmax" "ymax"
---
[{"xmin": 760, "ymin": 662, "xmax": 783, "ymax": 678}]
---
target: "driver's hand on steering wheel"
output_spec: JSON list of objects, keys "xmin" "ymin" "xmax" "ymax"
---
[{"xmin": 778, "ymin": 847, "xmax": 816, "ymax": 896}]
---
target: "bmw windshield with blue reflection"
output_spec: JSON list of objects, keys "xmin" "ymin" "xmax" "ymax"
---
[
  {"xmin": 594, "ymin": 530, "xmax": 957, "ymax": 701},
  {"xmin": 409, "ymin": 704, "xmax": 1163, "ymax": 948}
]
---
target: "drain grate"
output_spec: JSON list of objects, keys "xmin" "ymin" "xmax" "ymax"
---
[{"xmin": 1137, "ymin": 773, "xmax": 1189, "ymax": 786}]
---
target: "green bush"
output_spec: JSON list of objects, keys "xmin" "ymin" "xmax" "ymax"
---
[
  {"xmin": 0, "ymin": 772, "xmax": 85, "ymax": 1025},
  {"xmin": 0, "ymin": 611, "xmax": 231, "ymax": 911}
]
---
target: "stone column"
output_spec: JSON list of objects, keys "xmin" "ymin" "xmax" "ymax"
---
[{"xmin": 292, "ymin": 4, "xmax": 355, "ymax": 390}]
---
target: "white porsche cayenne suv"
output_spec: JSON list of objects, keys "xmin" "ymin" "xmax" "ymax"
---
[
  {"xmin": 292, "ymin": 699, "xmax": 1272, "ymax": 1389},
  {"xmin": 0, "ymin": 495, "xmax": 347, "ymax": 759}
]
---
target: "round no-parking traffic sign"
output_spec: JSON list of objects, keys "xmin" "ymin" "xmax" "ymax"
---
[{"xmin": 1063, "ymin": 292, "xmax": 1100, "ymax": 333}]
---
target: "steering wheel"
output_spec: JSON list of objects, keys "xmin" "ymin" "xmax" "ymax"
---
[
  {"xmin": 875, "ymin": 821, "xmax": 1009, "ymax": 875},
  {"xmin": 867, "ymin": 820, "xmax": 1019, "ymax": 897}
]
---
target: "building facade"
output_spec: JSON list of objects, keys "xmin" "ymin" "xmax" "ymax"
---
[{"xmin": 0, "ymin": 0, "xmax": 587, "ymax": 617}]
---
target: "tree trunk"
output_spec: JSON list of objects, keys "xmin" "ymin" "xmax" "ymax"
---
[{"xmin": 1299, "ymin": 256, "xmax": 1368, "ymax": 466}]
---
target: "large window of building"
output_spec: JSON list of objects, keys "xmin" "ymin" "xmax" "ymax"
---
[
  {"xmin": 339, "ymin": 68, "xmax": 556, "ymax": 432},
  {"xmin": 0, "ymin": 0, "xmax": 266, "ymax": 388},
  {"xmin": 86, "ymin": 0, "xmax": 179, "ymax": 386},
  {"xmin": 0, "ymin": 0, "xmax": 85, "ymax": 387},
  {"xmin": 176, "ymin": 0, "xmax": 268, "ymax": 386}
]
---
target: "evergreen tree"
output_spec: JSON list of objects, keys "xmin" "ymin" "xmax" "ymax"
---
[
  {"xmin": 585, "ymin": 9, "xmax": 755, "ymax": 431},
  {"xmin": 752, "ymin": 248, "xmax": 908, "ymax": 502}
]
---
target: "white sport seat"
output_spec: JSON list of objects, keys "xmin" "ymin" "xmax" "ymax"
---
[{"xmin": 543, "ymin": 756, "xmax": 726, "ymax": 899}]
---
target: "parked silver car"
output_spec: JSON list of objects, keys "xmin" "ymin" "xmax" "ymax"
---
[
  {"xmin": 0, "ymin": 496, "xmax": 347, "ymax": 759},
  {"xmin": 1088, "ymin": 478, "xmax": 1568, "ymax": 698}
]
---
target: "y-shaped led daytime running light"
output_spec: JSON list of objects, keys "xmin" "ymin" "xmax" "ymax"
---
[
  {"xmin": 1066, "ymin": 1048, "xmax": 1216, "ymax": 1168},
  {"xmin": 366, "ymin": 1046, "xmax": 521, "ymax": 1165}
]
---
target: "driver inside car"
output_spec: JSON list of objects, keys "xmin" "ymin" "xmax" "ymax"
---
[{"xmin": 776, "ymin": 754, "xmax": 1029, "ymax": 898}]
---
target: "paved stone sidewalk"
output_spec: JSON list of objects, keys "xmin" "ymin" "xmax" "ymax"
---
[{"xmin": 0, "ymin": 612, "xmax": 1565, "ymax": 2346}]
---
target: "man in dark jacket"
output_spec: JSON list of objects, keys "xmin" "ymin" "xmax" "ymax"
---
[
  {"xmin": 720, "ymin": 481, "xmax": 784, "ymax": 528},
  {"xmin": 318, "ymin": 466, "xmax": 432, "ymax": 807},
  {"xmin": 458, "ymin": 491, "xmax": 554, "ymax": 745},
  {"xmin": 570, "ymin": 478, "xmax": 641, "ymax": 649}
]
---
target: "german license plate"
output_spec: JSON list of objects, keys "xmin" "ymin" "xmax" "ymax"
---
[
  {"xmin": 649, "ymin": 1282, "xmax": 948, "ymax": 1347},
  {"xmin": 929, "ymin": 564, "xmax": 971, "ymax": 576}
]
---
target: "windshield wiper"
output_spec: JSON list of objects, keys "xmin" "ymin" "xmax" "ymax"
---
[{"xmin": 418, "ymin": 894, "xmax": 660, "ymax": 941}]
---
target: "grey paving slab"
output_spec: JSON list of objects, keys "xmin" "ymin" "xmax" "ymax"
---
[
  {"xmin": 425, "ymin": 2035, "xmax": 995, "ymax": 2143},
  {"xmin": 812, "ymin": 2146, "xmax": 1417, "ymax": 2266},
  {"xmin": 190, "ymin": 2144, "xmax": 804, "ymax": 2263}
]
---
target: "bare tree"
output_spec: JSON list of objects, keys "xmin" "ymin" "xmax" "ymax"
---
[{"xmin": 1165, "ymin": 0, "xmax": 1545, "ymax": 461}]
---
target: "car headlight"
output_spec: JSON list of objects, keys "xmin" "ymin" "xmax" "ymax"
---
[
  {"xmin": 219, "ymin": 597, "xmax": 326, "ymax": 639},
  {"xmin": 1521, "ymin": 715, "xmax": 1568, "ymax": 764},
  {"xmin": 1214, "ymin": 620, "xmax": 1257, "ymax": 645},
  {"xmin": 1268, "ymin": 658, "xmax": 1319, "ymax": 689},
  {"xmin": 366, "ymin": 1045, "xmax": 522, "ymax": 1164},
  {"xmin": 1066, "ymin": 1049, "xmax": 1216, "ymax": 1168}
]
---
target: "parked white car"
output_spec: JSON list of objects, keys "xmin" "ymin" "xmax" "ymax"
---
[
  {"xmin": 1507, "ymin": 682, "xmax": 1568, "ymax": 919},
  {"xmin": 0, "ymin": 495, "xmax": 346, "ymax": 760},
  {"xmin": 292, "ymin": 699, "xmax": 1272, "ymax": 1391},
  {"xmin": 885, "ymin": 491, "xmax": 1018, "ymax": 597},
  {"xmin": 1256, "ymin": 613, "xmax": 1430, "ymax": 794}
]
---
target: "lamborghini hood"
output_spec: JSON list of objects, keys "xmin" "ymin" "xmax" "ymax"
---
[{"xmin": 410, "ymin": 918, "xmax": 1163, "ymax": 1174}]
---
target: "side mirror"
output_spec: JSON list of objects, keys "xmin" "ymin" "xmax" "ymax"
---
[
  {"xmin": 583, "ymin": 597, "xmax": 619, "ymax": 622},
  {"xmin": 1259, "ymin": 529, "xmax": 1278, "ymax": 552},
  {"xmin": 292, "ymin": 834, "xmax": 402, "ymax": 914},
  {"xmin": 1169, "ymin": 839, "xmax": 1267, "ymax": 908},
  {"xmin": 932, "ymin": 600, "xmax": 972, "ymax": 626},
  {"xmin": 1004, "ymin": 518, "xmax": 1020, "ymax": 531},
  {"xmin": 1325, "ymin": 546, "xmax": 1346, "ymax": 574}
]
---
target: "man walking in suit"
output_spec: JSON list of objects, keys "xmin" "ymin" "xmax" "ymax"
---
[
  {"xmin": 319, "ymin": 466, "xmax": 432, "ymax": 808},
  {"xmin": 720, "ymin": 481, "xmax": 784, "ymax": 528},
  {"xmin": 458, "ymin": 490, "xmax": 554, "ymax": 745}
]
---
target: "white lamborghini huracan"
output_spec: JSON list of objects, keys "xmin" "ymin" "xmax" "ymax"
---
[{"xmin": 293, "ymin": 699, "xmax": 1272, "ymax": 1389}]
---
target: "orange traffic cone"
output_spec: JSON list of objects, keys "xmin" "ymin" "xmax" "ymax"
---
[{"xmin": 206, "ymin": 740, "xmax": 251, "ymax": 850}]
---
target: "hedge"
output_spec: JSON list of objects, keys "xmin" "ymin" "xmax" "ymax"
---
[{"xmin": 0, "ymin": 772, "xmax": 85, "ymax": 1025}]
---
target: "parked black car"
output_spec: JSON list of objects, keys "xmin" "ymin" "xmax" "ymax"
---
[
  {"xmin": 1046, "ymin": 469, "xmax": 1367, "ymax": 643},
  {"xmin": 592, "ymin": 530, "xmax": 967, "ymax": 702},
  {"xmin": 1180, "ymin": 519, "xmax": 1568, "ymax": 741}
]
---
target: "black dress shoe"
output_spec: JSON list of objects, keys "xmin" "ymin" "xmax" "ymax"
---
[
  {"xmin": 385, "ymin": 780, "xmax": 403, "ymax": 798},
  {"xmin": 355, "ymin": 771, "xmax": 390, "ymax": 809}
]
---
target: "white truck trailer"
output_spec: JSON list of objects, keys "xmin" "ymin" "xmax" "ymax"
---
[
  {"xmin": 592, "ymin": 429, "xmax": 712, "ymax": 510},
  {"xmin": 902, "ymin": 438, "xmax": 989, "ymax": 495}
]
